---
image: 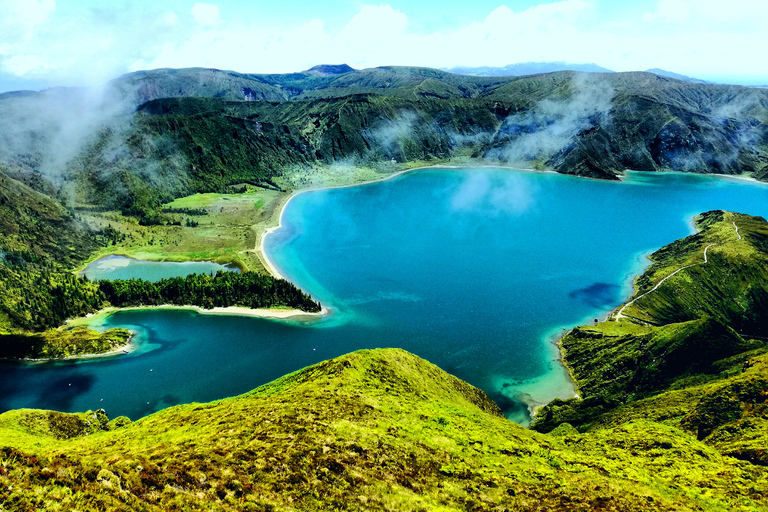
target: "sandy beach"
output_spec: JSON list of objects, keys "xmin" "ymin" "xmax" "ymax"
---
[{"xmin": 73, "ymin": 303, "xmax": 329, "ymax": 325}]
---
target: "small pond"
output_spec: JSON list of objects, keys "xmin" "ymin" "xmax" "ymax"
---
[{"xmin": 80, "ymin": 255, "xmax": 240, "ymax": 282}]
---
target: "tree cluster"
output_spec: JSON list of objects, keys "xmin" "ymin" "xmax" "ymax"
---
[{"xmin": 99, "ymin": 271, "xmax": 321, "ymax": 312}]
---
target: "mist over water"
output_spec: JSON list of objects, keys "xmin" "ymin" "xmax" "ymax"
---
[{"xmin": 3, "ymin": 168, "xmax": 768, "ymax": 425}]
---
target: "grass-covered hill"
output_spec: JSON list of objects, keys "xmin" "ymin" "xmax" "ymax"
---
[
  {"xmin": 0, "ymin": 166, "xmax": 112, "ymax": 333},
  {"xmin": 2, "ymin": 348, "xmax": 767, "ymax": 511},
  {"xmin": 533, "ymin": 211, "xmax": 768, "ymax": 469}
]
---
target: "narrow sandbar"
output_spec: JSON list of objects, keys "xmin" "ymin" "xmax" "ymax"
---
[{"xmin": 71, "ymin": 304, "xmax": 329, "ymax": 325}]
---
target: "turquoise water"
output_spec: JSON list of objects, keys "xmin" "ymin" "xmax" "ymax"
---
[
  {"xmin": 3, "ymin": 169, "xmax": 768, "ymax": 425},
  {"xmin": 80, "ymin": 255, "xmax": 239, "ymax": 282}
]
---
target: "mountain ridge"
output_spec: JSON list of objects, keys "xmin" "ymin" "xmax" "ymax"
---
[{"xmin": 1, "ymin": 66, "xmax": 765, "ymax": 207}]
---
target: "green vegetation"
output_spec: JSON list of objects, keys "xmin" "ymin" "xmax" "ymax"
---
[
  {"xmin": 100, "ymin": 271, "xmax": 320, "ymax": 312},
  {"xmin": 77, "ymin": 188, "xmax": 288, "ymax": 274},
  {"xmin": 618, "ymin": 211, "xmax": 768, "ymax": 332},
  {"xmin": 0, "ymin": 167, "xmax": 127, "ymax": 357},
  {"xmin": 3, "ymin": 207, "xmax": 768, "ymax": 508},
  {"xmin": 0, "ymin": 166, "xmax": 319, "ymax": 360},
  {"xmin": 7, "ymin": 67, "xmax": 765, "ymax": 226},
  {"xmin": 2, "ymin": 348, "xmax": 768, "ymax": 511},
  {"xmin": 0, "ymin": 327, "xmax": 131, "ymax": 360},
  {"xmin": 533, "ymin": 211, "xmax": 768, "ymax": 478},
  {"xmin": 2, "ymin": 65, "xmax": 768, "ymax": 508}
]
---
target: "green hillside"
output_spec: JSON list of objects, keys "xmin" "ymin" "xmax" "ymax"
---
[
  {"xmin": 0, "ymin": 166, "xmax": 113, "ymax": 333},
  {"xmin": 2, "ymin": 66, "xmax": 768, "ymax": 509},
  {"xmin": 0, "ymin": 163, "xmax": 320, "ymax": 359},
  {"xmin": 534, "ymin": 212, "xmax": 768, "ymax": 470},
  {"xmin": 4, "ymin": 211, "xmax": 768, "ymax": 509},
  {"xmin": 2, "ymin": 348, "xmax": 767, "ymax": 511}
]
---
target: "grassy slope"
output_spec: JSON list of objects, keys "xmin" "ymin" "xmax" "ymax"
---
[
  {"xmin": 77, "ymin": 188, "xmax": 288, "ymax": 273},
  {"xmin": 2, "ymin": 348, "xmax": 767, "ymax": 511},
  {"xmin": 533, "ymin": 211, "xmax": 768, "ymax": 470},
  {"xmin": 0, "ymin": 167, "xmax": 132, "ymax": 355},
  {"xmin": 619, "ymin": 211, "xmax": 768, "ymax": 332}
]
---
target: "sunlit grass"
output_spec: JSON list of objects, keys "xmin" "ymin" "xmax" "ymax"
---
[{"xmin": 2, "ymin": 348, "xmax": 766, "ymax": 510}]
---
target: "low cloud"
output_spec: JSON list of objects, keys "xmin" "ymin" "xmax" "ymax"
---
[
  {"xmin": 451, "ymin": 172, "xmax": 537, "ymax": 216},
  {"xmin": 489, "ymin": 74, "xmax": 615, "ymax": 163},
  {"xmin": 191, "ymin": 3, "xmax": 220, "ymax": 27}
]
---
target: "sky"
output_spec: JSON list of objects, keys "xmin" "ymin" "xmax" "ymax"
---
[{"xmin": 0, "ymin": 0, "xmax": 766, "ymax": 92}]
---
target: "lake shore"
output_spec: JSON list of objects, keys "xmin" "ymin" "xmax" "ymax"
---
[{"xmin": 70, "ymin": 304, "xmax": 329, "ymax": 327}]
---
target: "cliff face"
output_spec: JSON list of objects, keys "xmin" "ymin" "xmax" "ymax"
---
[
  {"xmin": 2, "ymin": 347, "xmax": 768, "ymax": 511},
  {"xmin": 123, "ymin": 70, "xmax": 768, "ymax": 183}
]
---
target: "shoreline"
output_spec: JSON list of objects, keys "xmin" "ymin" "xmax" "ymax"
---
[
  {"xmin": 258, "ymin": 166, "xmax": 436, "ymax": 280},
  {"xmin": 62, "ymin": 164, "xmax": 764, "ymax": 420},
  {"xmin": 72, "ymin": 303, "xmax": 330, "ymax": 324}
]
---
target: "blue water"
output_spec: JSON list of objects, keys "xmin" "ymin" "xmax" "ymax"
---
[
  {"xmin": 3, "ymin": 169, "xmax": 768, "ymax": 425},
  {"xmin": 80, "ymin": 255, "xmax": 239, "ymax": 282}
]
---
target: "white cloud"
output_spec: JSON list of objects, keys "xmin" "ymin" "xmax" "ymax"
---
[
  {"xmin": 191, "ymin": 3, "xmax": 220, "ymax": 27},
  {"xmin": 339, "ymin": 4, "xmax": 408, "ymax": 40},
  {"xmin": 0, "ymin": 4, "xmax": 183, "ymax": 83},
  {"xmin": 334, "ymin": 5, "xmax": 409, "ymax": 65},
  {"xmin": 2, "ymin": 54, "xmax": 47, "ymax": 76},
  {"xmin": 0, "ymin": 0, "xmax": 766, "ymax": 90},
  {"xmin": 0, "ymin": 0, "xmax": 56, "ymax": 40},
  {"xmin": 642, "ymin": 0, "xmax": 768, "ymax": 26},
  {"xmin": 642, "ymin": 0, "xmax": 691, "ymax": 22}
]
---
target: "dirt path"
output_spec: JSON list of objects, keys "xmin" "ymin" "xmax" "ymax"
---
[{"xmin": 614, "ymin": 221, "xmax": 741, "ymax": 321}]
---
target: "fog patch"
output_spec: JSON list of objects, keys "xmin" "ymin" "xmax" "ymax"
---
[
  {"xmin": 0, "ymin": 76, "xmax": 200, "ymax": 206},
  {"xmin": 363, "ymin": 111, "xmax": 419, "ymax": 161},
  {"xmin": 488, "ymin": 74, "xmax": 615, "ymax": 162},
  {"xmin": 450, "ymin": 172, "xmax": 538, "ymax": 215}
]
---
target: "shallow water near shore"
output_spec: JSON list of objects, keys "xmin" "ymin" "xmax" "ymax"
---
[{"xmin": 3, "ymin": 168, "xmax": 768, "ymax": 424}]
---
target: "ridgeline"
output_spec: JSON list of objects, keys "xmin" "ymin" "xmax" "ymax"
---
[{"xmin": 1, "ymin": 66, "xmax": 766, "ymax": 223}]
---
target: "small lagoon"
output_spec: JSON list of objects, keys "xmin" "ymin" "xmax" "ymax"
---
[
  {"xmin": 4, "ymin": 168, "xmax": 768, "ymax": 425},
  {"xmin": 80, "ymin": 255, "xmax": 239, "ymax": 282}
]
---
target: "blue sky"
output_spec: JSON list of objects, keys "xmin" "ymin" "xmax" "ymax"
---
[{"xmin": 0, "ymin": 0, "xmax": 766, "ymax": 92}]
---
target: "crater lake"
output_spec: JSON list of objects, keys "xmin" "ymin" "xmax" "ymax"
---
[{"xmin": 3, "ymin": 168, "xmax": 768, "ymax": 425}]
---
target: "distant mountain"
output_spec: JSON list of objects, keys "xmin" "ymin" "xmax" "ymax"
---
[
  {"xmin": 303, "ymin": 64, "xmax": 355, "ymax": 77},
  {"xmin": 446, "ymin": 62, "xmax": 615, "ymax": 77},
  {"xmin": 0, "ymin": 65, "xmax": 766, "ymax": 224},
  {"xmin": 645, "ymin": 68, "xmax": 710, "ymax": 84}
]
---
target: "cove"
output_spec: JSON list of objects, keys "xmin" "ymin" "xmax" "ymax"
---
[
  {"xmin": 80, "ymin": 255, "xmax": 239, "ymax": 282},
  {"xmin": 3, "ymin": 168, "xmax": 768, "ymax": 426}
]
